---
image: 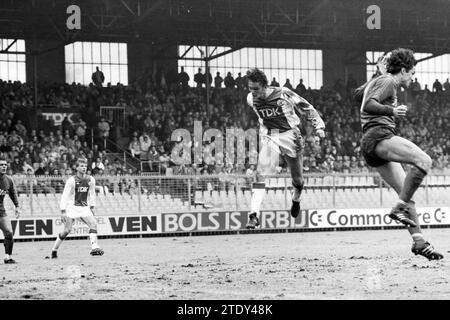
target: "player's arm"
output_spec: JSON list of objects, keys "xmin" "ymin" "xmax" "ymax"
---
[
  {"xmin": 283, "ymin": 88, "xmax": 325, "ymax": 134},
  {"xmin": 353, "ymin": 80, "xmax": 373, "ymax": 104},
  {"xmin": 353, "ymin": 84, "xmax": 366, "ymax": 104},
  {"xmin": 247, "ymin": 93, "xmax": 268, "ymax": 136},
  {"xmin": 60, "ymin": 177, "xmax": 74, "ymax": 222},
  {"xmin": 362, "ymin": 77, "xmax": 396, "ymax": 116},
  {"xmin": 88, "ymin": 176, "xmax": 96, "ymax": 214},
  {"xmin": 7, "ymin": 177, "xmax": 20, "ymax": 218}
]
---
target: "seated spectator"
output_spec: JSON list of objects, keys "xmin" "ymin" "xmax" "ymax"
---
[
  {"xmin": 139, "ymin": 134, "xmax": 152, "ymax": 160},
  {"xmin": 14, "ymin": 120, "xmax": 27, "ymax": 137},
  {"xmin": 10, "ymin": 157, "xmax": 22, "ymax": 174},
  {"xmin": 129, "ymin": 136, "xmax": 141, "ymax": 159},
  {"xmin": 22, "ymin": 159, "xmax": 34, "ymax": 174},
  {"xmin": 91, "ymin": 157, "xmax": 105, "ymax": 175}
]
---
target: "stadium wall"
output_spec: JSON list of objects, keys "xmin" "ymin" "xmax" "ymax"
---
[
  {"xmin": 16, "ymin": 38, "xmax": 367, "ymax": 88},
  {"xmin": 26, "ymin": 39, "xmax": 66, "ymax": 84},
  {"xmin": 127, "ymin": 43, "xmax": 178, "ymax": 85},
  {"xmin": 323, "ymin": 48, "xmax": 366, "ymax": 87},
  {"xmin": 18, "ymin": 40, "xmax": 178, "ymax": 85}
]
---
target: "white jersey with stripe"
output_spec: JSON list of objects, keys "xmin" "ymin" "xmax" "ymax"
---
[
  {"xmin": 60, "ymin": 175, "xmax": 96, "ymax": 210},
  {"xmin": 247, "ymin": 87, "xmax": 324, "ymax": 134}
]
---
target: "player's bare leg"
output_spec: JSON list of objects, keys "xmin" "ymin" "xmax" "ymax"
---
[
  {"xmin": 375, "ymin": 136, "xmax": 432, "ymax": 227},
  {"xmin": 284, "ymin": 153, "xmax": 304, "ymax": 218},
  {"xmin": 376, "ymin": 161, "xmax": 443, "ymax": 260},
  {"xmin": 51, "ymin": 218, "xmax": 75, "ymax": 258},
  {"xmin": 0, "ymin": 216, "xmax": 16, "ymax": 264},
  {"xmin": 81, "ymin": 216, "xmax": 104, "ymax": 256}
]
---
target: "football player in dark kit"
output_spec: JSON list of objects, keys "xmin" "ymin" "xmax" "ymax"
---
[
  {"xmin": 0, "ymin": 157, "xmax": 21, "ymax": 264},
  {"xmin": 50, "ymin": 157, "xmax": 104, "ymax": 258},
  {"xmin": 357, "ymin": 48, "xmax": 443, "ymax": 260}
]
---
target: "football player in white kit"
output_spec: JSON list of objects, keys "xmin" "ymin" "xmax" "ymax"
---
[
  {"xmin": 50, "ymin": 157, "xmax": 104, "ymax": 258},
  {"xmin": 245, "ymin": 68, "xmax": 325, "ymax": 229}
]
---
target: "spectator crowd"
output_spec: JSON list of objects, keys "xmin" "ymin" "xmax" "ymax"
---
[{"xmin": 1, "ymin": 69, "xmax": 450, "ymax": 183}]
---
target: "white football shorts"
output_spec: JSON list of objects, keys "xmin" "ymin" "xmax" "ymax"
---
[{"xmin": 66, "ymin": 206, "xmax": 94, "ymax": 219}]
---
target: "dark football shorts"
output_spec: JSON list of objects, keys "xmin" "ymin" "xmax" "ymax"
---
[{"xmin": 361, "ymin": 126, "xmax": 396, "ymax": 167}]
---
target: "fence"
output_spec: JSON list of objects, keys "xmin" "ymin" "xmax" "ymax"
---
[
  {"xmin": 5, "ymin": 173, "xmax": 450, "ymax": 217},
  {"xmin": 99, "ymin": 106, "xmax": 126, "ymax": 130}
]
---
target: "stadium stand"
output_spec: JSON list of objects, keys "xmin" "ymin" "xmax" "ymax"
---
[{"xmin": 2, "ymin": 73, "xmax": 450, "ymax": 216}]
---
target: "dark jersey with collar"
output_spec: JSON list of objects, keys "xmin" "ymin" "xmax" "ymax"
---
[
  {"xmin": 0, "ymin": 174, "xmax": 19, "ymax": 215},
  {"xmin": 360, "ymin": 74, "xmax": 398, "ymax": 133}
]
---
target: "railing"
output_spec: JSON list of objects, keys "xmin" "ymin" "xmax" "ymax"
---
[
  {"xmin": 140, "ymin": 161, "xmax": 162, "ymax": 173},
  {"xmin": 103, "ymin": 137, "xmax": 139, "ymax": 172},
  {"xmin": 99, "ymin": 106, "xmax": 126, "ymax": 129},
  {"xmin": 5, "ymin": 173, "xmax": 450, "ymax": 217}
]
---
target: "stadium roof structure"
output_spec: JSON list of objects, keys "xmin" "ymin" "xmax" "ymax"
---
[{"xmin": 2, "ymin": 0, "xmax": 450, "ymax": 58}]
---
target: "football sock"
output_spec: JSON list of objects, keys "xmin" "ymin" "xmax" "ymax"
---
[
  {"xmin": 399, "ymin": 166, "xmax": 427, "ymax": 203},
  {"xmin": 250, "ymin": 182, "xmax": 266, "ymax": 216},
  {"xmin": 407, "ymin": 201, "xmax": 422, "ymax": 236},
  {"xmin": 3, "ymin": 232, "xmax": 13, "ymax": 255},
  {"xmin": 89, "ymin": 229, "xmax": 99, "ymax": 249},
  {"xmin": 412, "ymin": 233, "xmax": 426, "ymax": 246},
  {"xmin": 292, "ymin": 181, "xmax": 304, "ymax": 202},
  {"xmin": 52, "ymin": 233, "xmax": 65, "ymax": 251}
]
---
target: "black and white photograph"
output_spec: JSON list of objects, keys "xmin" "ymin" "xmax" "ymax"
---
[{"xmin": 0, "ymin": 0, "xmax": 449, "ymax": 306}]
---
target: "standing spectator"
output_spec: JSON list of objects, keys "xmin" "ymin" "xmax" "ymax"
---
[
  {"xmin": 194, "ymin": 68, "xmax": 204, "ymax": 88},
  {"xmin": 224, "ymin": 72, "xmax": 235, "ymax": 89},
  {"xmin": 92, "ymin": 66, "xmax": 105, "ymax": 87},
  {"xmin": 147, "ymin": 146, "xmax": 159, "ymax": 171},
  {"xmin": 214, "ymin": 72, "xmax": 223, "ymax": 88},
  {"xmin": 283, "ymin": 79, "xmax": 293, "ymax": 90},
  {"xmin": 411, "ymin": 78, "xmax": 421, "ymax": 97},
  {"xmin": 295, "ymin": 79, "xmax": 306, "ymax": 94},
  {"xmin": 97, "ymin": 117, "xmax": 110, "ymax": 139},
  {"xmin": 444, "ymin": 78, "xmax": 450, "ymax": 94},
  {"xmin": 235, "ymin": 72, "xmax": 245, "ymax": 89},
  {"xmin": 432, "ymin": 79, "xmax": 443, "ymax": 93},
  {"xmin": 270, "ymin": 77, "xmax": 280, "ymax": 87},
  {"xmin": 75, "ymin": 118, "xmax": 87, "ymax": 141},
  {"xmin": 178, "ymin": 66, "xmax": 190, "ymax": 88}
]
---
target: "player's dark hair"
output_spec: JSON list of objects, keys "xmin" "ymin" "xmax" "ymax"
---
[
  {"xmin": 0, "ymin": 156, "xmax": 7, "ymax": 163},
  {"xmin": 246, "ymin": 68, "xmax": 268, "ymax": 87},
  {"xmin": 386, "ymin": 48, "xmax": 417, "ymax": 74}
]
